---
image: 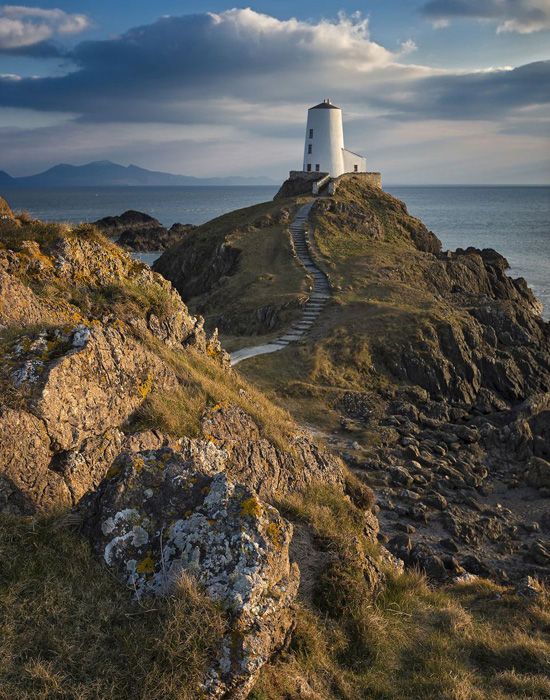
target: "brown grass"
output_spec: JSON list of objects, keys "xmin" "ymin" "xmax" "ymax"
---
[
  {"xmin": 251, "ymin": 571, "xmax": 550, "ymax": 700},
  {"xmin": 0, "ymin": 515, "xmax": 227, "ymax": 700}
]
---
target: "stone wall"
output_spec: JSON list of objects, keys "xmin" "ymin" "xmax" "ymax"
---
[
  {"xmin": 275, "ymin": 171, "xmax": 328, "ymax": 199},
  {"xmin": 275, "ymin": 170, "xmax": 382, "ymax": 200},
  {"xmin": 330, "ymin": 172, "xmax": 382, "ymax": 193}
]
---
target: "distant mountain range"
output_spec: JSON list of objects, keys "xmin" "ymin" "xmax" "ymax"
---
[{"xmin": 0, "ymin": 161, "xmax": 277, "ymax": 187}]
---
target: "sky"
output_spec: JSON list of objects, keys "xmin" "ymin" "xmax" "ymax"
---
[{"xmin": 0, "ymin": 1, "xmax": 549, "ymax": 183}]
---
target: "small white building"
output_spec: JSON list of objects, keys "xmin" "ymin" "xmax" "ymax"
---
[{"xmin": 302, "ymin": 99, "xmax": 367, "ymax": 178}]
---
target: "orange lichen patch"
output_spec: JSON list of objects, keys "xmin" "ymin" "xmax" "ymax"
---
[
  {"xmin": 207, "ymin": 519, "xmax": 216, "ymax": 526},
  {"xmin": 136, "ymin": 554, "xmax": 155, "ymax": 575},
  {"xmin": 132, "ymin": 456, "xmax": 145, "ymax": 473},
  {"xmin": 266, "ymin": 521, "xmax": 284, "ymax": 549},
  {"xmin": 210, "ymin": 401, "xmax": 227, "ymax": 413},
  {"xmin": 22, "ymin": 241, "xmax": 54, "ymax": 269},
  {"xmin": 240, "ymin": 497, "xmax": 262, "ymax": 519},
  {"xmin": 137, "ymin": 371, "xmax": 153, "ymax": 400},
  {"xmin": 203, "ymin": 433, "xmax": 221, "ymax": 446}
]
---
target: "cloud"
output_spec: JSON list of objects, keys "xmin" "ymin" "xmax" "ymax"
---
[
  {"xmin": 0, "ymin": 9, "xmax": 428, "ymax": 121},
  {"xmin": 374, "ymin": 61, "xmax": 550, "ymax": 120},
  {"xmin": 0, "ymin": 8, "xmax": 547, "ymax": 182},
  {"xmin": 0, "ymin": 4, "xmax": 89, "ymax": 50},
  {"xmin": 399, "ymin": 39, "xmax": 418, "ymax": 54},
  {"xmin": 421, "ymin": 0, "xmax": 550, "ymax": 34}
]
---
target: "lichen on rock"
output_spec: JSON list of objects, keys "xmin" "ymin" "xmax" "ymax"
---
[{"xmin": 80, "ymin": 447, "xmax": 299, "ymax": 699}]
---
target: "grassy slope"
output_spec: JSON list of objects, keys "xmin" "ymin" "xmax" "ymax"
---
[
  {"xmin": 0, "ymin": 216, "xmax": 298, "ymax": 450},
  {"xmin": 235, "ymin": 179, "xmax": 463, "ymax": 431},
  {"xmin": 156, "ymin": 197, "xmax": 311, "ymax": 347},
  {"xmin": 0, "ymin": 214, "xmax": 310, "ymax": 698},
  {"xmin": 218, "ymin": 181, "xmax": 550, "ymax": 699},
  {"xmin": 249, "ymin": 481, "xmax": 550, "ymax": 700}
]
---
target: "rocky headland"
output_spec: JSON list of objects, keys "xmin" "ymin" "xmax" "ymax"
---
[
  {"xmin": 1, "ymin": 187, "xmax": 549, "ymax": 699},
  {"xmin": 0, "ymin": 197, "xmax": 348, "ymax": 698},
  {"xmin": 94, "ymin": 209, "xmax": 195, "ymax": 251},
  {"xmin": 155, "ymin": 175, "xmax": 550, "ymax": 588}
]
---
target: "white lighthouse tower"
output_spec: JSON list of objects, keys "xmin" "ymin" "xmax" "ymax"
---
[{"xmin": 303, "ymin": 99, "xmax": 367, "ymax": 178}]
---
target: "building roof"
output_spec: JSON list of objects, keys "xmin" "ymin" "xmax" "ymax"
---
[{"xmin": 309, "ymin": 99, "xmax": 340, "ymax": 110}]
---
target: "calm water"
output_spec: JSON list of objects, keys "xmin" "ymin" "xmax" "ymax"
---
[{"xmin": 3, "ymin": 184, "xmax": 549, "ymax": 319}]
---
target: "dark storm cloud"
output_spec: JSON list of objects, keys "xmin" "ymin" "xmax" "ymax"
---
[
  {"xmin": 421, "ymin": 0, "xmax": 550, "ymax": 33},
  {"xmin": 375, "ymin": 61, "xmax": 550, "ymax": 120}
]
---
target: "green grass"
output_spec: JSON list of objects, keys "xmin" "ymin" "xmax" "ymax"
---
[
  {"xmin": 250, "ymin": 452, "xmax": 550, "ymax": 700},
  {"xmin": 153, "ymin": 197, "xmax": 310, "ymax": 337},
  {"xmin": 0, "ymin": 515, "xmax": 227, "ymax": 700},
  {"xmin": 252, "ymin": 561, "xmax": 550, "ymax": 700}
]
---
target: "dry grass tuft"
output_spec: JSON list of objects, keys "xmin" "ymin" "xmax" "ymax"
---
[
  {"xmin": 253, "ymin": 482, "xmax": 550, "ymax": 700},
  {"xmin": 0, "ymin": 515, "xmax": 227, "ymax": 700}
]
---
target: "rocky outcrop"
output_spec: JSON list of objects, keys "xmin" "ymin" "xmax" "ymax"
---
[
  {"xmin": 161, "ymin": 175, "xmax": 549, "ymax": 587},
  {"xmin": 80, "ymin": 448, "xmax": 299, "ymax": 699},
  {"xmin": 0, "ymin": 200, "xmax": 342, "ymax": 520},
  {"xmin": 380, "ymin": 249, "xmax": 550, "ymax": 406},
  {"xmin": 202, "ymin": 404, "xmax": 343, "ymax": 499},
  {"xmin": 94, "ymin": 210, "xmax": 195, "ymax": 251},
  {"xmin": 117, "ymin": 222, "xmax": 195, "ymax": 252},
  {"xmin": 0, "ymin": 197, "xmax": 348, "ymax": 696},
  {"xmin": 0, "ymin": 195, "xmax": 14, "ymax": 220},
  {"xmin": 312, "ymin": 184, "xmax": 442, "ymax": 254},
  {"xmin": 274, "ymin": 172, "xmax": 326, "ymax": 200}
]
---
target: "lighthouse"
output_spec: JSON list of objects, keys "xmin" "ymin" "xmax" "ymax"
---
[{"xmin": 302, "ymin": 99, "xmax": 367, "ymax": 178}]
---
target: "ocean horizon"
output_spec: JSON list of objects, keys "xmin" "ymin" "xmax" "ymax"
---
[{"xmin": 2, "ymin": 184, "xmax": 549, "ymax": 320}]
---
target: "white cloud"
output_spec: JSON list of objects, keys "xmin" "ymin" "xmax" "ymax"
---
[
  {"xmin": 422, "ymin": 0, "xmax": 550, "ymax": 34},
  {"xmin": 0, "ymin": 4, "xmax": 90, "ymax": 49},
  {"xmin": 399, "ymin": 39, "xmax": 418, "ymax": 54}
]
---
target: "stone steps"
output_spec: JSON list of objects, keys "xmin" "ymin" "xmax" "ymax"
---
[{"xmin": 231, "ymin": 201, "xmax": 333, "ymax": 366}]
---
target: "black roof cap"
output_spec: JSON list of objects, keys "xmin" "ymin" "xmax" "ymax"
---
[{"xmin": 310, "ymin": 99, "xmax": 340, "ymax": 110}]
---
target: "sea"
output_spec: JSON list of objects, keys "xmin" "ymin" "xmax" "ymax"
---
[{"xmin": 3, "ymin": 185, "xmax": 549, "ymax": 320}]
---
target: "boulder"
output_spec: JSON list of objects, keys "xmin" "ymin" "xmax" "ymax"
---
[
  {"xmin": 527, "ymin": 456, "xmax": 550, "ymax": 489},
  {"xmin": 0, "ymin": 407, "xmax": 70, "ymax": 514},
  {"xmin": 201, "ymin": 403, "xmax": 343, "ymax": 499},
  {"xmin": 8, "ymin": 323, "xmax": 177, "ymax": 452},
  {"xmin": 81, "ymin": 448, "xmax": 299, "ymax": 699}
]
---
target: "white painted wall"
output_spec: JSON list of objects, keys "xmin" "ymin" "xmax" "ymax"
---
[
  {"xmin": 343, "ymin": 148, "xmax": 367, "ymax": 173},
  {"xmin": 303, "ymin": 101, "xmax": 345, "ymax": 177},
  {"xmin": 302, "ymin": 100, "xmax": 367, "ymax": 177}
]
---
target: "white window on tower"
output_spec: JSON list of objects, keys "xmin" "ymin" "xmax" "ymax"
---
[
  {"xmin": 308, "ymin": 144, "xmax": 312, "ymax": 154},
  {"xmin": 307, "ymin": 164, "xmax": 312, "ymax": 172},
  {"xmin": 354, "ymin": 164, "xmax": 358, "ymax": 172},
  {"xmin": 315, "ymin": 164, "xmax": 320, "ymax": 172},
  {"xmin": 309, "ymin": 128, "xmax": 313, "ymax": 139}
]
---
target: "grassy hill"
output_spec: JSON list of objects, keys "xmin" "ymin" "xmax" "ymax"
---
[{"xmin": 155, "ymin": 175, "xmax": 550, "ymax": 699}]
